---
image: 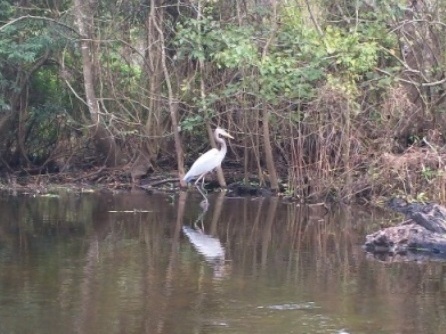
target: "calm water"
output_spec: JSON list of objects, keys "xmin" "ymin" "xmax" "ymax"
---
[{"xmin": 0, "ymin": 189, "xmax": 446, "ymax": 334}]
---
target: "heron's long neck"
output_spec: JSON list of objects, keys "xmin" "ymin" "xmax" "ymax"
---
[{"xmin": 216, "ymin": 134, "xmax": 227, "ymax": 156}]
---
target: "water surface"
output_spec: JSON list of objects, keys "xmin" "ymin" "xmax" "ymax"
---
[{"xmin": 0, "ymin": 190, "xmax": 445, "ymax": 334}]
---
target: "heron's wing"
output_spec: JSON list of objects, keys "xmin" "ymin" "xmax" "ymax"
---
[{"xmin": 185, "ymin": 148, "xmax": 222, "ymax": 179}]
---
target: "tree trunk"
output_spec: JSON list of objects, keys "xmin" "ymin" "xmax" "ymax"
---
[
  {"xmin": 341, "ymin": 101, "xmax": 352, "ymax": 201},
  {"xmin": 17, "ymin": 85, "xmax": 29, "ymax": 166},
  {"xmin": 259, "ymin": 1, "xmax": 279, "ymax": 192},
  {"xmin": 151, "ymin": 0, "xmax": 185, "ymax": 187},
  {"xmin": 144, "ymin": 1, "xmax": 167, "ymax": 159},
  {"xmin": 262, "ymin": 107, "xmax": 279, "ymax": 192},
  {"xmin": 73, "ymin": 0, "xmax": 119, "ymax": 167}
]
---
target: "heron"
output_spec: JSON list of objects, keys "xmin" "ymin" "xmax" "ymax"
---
[{"xmin": 183, "ymin": 127, "xmax": 234, "ymax": 204}]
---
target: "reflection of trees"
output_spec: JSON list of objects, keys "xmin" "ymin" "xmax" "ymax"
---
[
  {"xmin": 219, "ymin": 200, "xmax": 446, "ymax": 333},
  {"xmin": 75, "ymin": 234, "xmax": 99, "ymax": 334},
  {"xmin": 2, "ymin": 194, "xmax": 446, "ymax": 333}
]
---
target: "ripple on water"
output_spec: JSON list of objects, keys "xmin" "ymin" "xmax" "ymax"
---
[{"xmin": 258, "ymin": 302, "xmax": 321, "ymax": 310}]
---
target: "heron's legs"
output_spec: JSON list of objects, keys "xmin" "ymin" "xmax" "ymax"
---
[
  {"xmin": 196, "ymin": 184, "xmax": 209, "ymax": 207},
  {"xmin": 199, "ymin": 198, "xmax": 209, "ymax": 212},
  {"xmin": 194, "ymin": 173, "xmax": 208, "ymax": 193},
  {"xmin": 201, "ymin": 176, "xmax": 206, "ymax": 190},
  {"xmin": 194, "ymin": 199, "xmax": 209, "ymax": 230},
  {"xmin": 197, "ymin": 185, "xmax": 209, "ymax": 207},
  {"xmin": 193, "ymin": 173, "xmax": 209, "ymax": 206}
]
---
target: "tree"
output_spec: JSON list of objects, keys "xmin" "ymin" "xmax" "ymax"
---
[{"xmin": 73, "ymin": 0, "xmax": 121, "ymax": 167}]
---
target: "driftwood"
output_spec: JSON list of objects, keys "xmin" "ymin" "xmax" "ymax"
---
[
  {"xmin": 364, "ymin": 198, "xmax": 446, "ymax": 256},
  {"xmin": 387, "ymin": 198, "xmax": 446, "ymax": 234}
]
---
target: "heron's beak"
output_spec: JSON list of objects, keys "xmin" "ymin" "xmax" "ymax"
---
[{"xmin": 224, "ymin": 133, "xmax": 234, "ymax": 139}]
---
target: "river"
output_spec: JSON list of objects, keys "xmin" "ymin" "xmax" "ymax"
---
[{"xmin": 0, "ymin": 189, "xmax": 445, "ymax": 333}]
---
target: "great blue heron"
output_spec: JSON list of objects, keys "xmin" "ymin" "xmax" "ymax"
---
[{"xmin": 183, "ymin": 127, "xmax": 234, "ymax": 203}]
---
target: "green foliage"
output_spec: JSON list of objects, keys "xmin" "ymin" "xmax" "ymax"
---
[
  {"xmin": 101, "ymin": 46, "xmax": 142, "ymax": 91},
  {"xmin": 25, "ymin": 66, "xmax": 73, "ymax": 163},
  {"xmin": 175, "ymin": 13, "xmax": 257, "ymax": 67},
  {"xmin": 421, "ymin": 166, "xmax": 442, "ymax": 183},
  {"xmin": 257, "ymin": 55, "xmax": 323, "ymax": 103},
  {"xmin": 181, "ymin": 114, "xmax": 203, "ymax": 131},
  {"xmin": 174, "ymin": 2, "xmax": 395, "ymax": 108},
  {"xmin": 29, "ymin": 67, "xmax": 63, "ymax": 106},
  {"xmin": 0, "ymin": 1, "xmax": 13, "ymax": 21},
  {"xmin": 26, "ymin": 104, "xmax": 65, "ymax": 162},
  {"xmin": 0, "ymin": 8, "xmax": 77, "ymax": 165},
  {"xmin": 0, "ymin": 15, "xmax": 70, "ymax": 107},
  {"xmin": 0, "ymin": 20, "xmax": 55, "ymax": 64},
  {"xmin": 211, "ymin": 26, "xmax": 257, "ymax": 68},
  {"xmin": 174, "ymin": 14, "xmax": 220, "ymax": 62},
  {"xmin": 324, "ymin": 26, "xmax": 378, "ymax": 76}
]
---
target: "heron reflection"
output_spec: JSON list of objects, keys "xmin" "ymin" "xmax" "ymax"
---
[{"xmin": 182, "ymin": 194, "xmax": 228, "ymax": 278}]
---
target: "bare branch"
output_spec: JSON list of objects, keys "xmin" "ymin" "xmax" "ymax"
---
[{"xmin": 0, "ymin": 14, "xmax": 79, "ymax": 35}]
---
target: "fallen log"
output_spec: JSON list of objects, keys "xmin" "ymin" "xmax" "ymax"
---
[
  {"xmin": 387, "ymin": 197, "xmax": 446, "ymax": 234},
  {"xmin": 364, "ymin": 198, "xmax": 446, "ymax": 256}
]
